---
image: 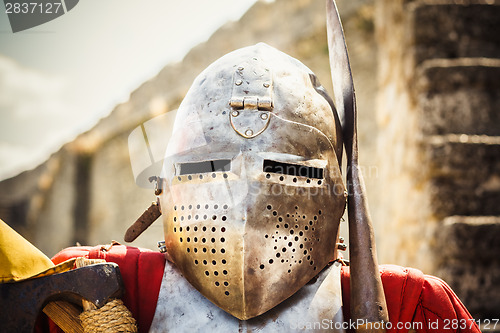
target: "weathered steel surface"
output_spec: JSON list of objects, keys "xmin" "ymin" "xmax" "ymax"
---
[
  {"xmin": 124, "ymin": 200, "xmax": 162, "ymax": 242},
  {"xmin": 150, "ymin": 261, "xmax": 346, "ymax": 332},
  {"xmin": 326, "ymin": 0, "xmax": 389, "ymax": 328}
]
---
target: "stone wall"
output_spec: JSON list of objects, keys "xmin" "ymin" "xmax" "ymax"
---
[{"xmin": 375, "ymin": 0, "xmax": 500, "ymax": 319}]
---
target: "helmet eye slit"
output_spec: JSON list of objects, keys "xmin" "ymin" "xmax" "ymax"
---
[
  {"xmin": 178, "ymin": 159, "xmax": 231, "ymax": 176},
  {"xmin": 262, "ymin": 160, "xmax": 324, "ymax": 179}
]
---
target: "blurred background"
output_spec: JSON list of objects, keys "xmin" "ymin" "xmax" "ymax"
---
[{"xmin": 1, "ymin": 0, "xmax": 499, "ymax": 322}]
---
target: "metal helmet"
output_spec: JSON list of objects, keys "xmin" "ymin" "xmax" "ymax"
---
[{"xmin": 158, "ymin": 43, "xmax": 346, "ymax": 320}]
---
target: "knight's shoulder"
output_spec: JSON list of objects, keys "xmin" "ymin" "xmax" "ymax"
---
[
  {"xmin": 51, "ymin": 244, "xmax": 166, "ymax": 332},
  {"xmin": 340, "ymin": 263, "xmax": 459, "ymax": 299},
  {"xmin": 51, "ymin": 243, "xmax": 165, "ymax": 267},
  {"xmin": 340, "ymin": 264, "xmax": 425, "ymax": 286},
  {"xmin": 340, "ymin": 263, "xmax": 479, "ymax": 332}
]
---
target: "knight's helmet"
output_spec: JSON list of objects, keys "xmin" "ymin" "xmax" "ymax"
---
[{"xmin": 127, "ymin": 0, "xmax": 388, "ymax": 329}]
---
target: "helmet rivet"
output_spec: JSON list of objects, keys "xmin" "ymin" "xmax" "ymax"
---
[
  {"xmin": 235, "ymin": 79, "xmax": 243, "ymax": 86},
  {"xmin": 337, "ymin": 243, "xmax": 347, "ymax": 251},
  {"xmin": 260, "ymin": 113, "xmax": 268, "ymax": 120},
  {"xmin": 245, "ymin": 129, "xmax": 254, "ymax": 137},
  {"xmin": 263, "ymin": 82, "xmax": 270, "ymax": 88},
  {"xmin": 231, "ymin": 110, "xmax": 239, "ymax": 117}
]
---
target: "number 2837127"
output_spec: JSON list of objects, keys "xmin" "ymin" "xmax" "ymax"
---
[{"xmin": 5, "ymin": 2, "xmax": 62, "ymax": 14}]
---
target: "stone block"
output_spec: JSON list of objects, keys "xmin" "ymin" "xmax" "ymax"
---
[
  {"xmin": 434, "ymin": 216, "xmax": 500, "ymax": 264},
  {"xmin": 426, "ymin": 138, "xmax": 500, "ymax": 218},
  {"xmin": 434, "ymin": 216, "xmax": 500, "ymax": 319},
  {"xmin": 417, "ymin": 61, "xmax": 500, "ymax": 136},
  {"xmin": 412, "ymin": 4, "xmax": 500, "ymax": 63},
  {"xmin": 436, "ymin": 262, "xmax": 500, "ymax": 320}
]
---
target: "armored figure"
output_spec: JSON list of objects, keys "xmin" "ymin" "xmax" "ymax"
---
[
  {"xmin": 46, "ymin": 1, "xmax": 479, "ymax": 332},
  {"xmin": 152, "ymin": 41, "xmax": 355, "ymax": 330}
]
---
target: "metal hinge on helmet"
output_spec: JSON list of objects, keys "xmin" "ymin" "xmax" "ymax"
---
[{"xmin": 229, "ymin": 62, "xmax": 273, "ymax": 139}]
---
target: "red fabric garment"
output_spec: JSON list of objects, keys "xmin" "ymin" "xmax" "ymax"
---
[
  {"xmin": 45, "ymin": 245, "xmax": 479, "ymax": 333},
  {"xmin": 51, "ymin": 244, "xmax": 165, "ymax": 333},
  {"xmin": 341, "ymin": 265, "xmax": 480, "ymax": 333}
]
